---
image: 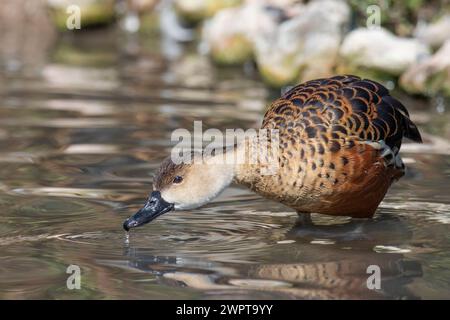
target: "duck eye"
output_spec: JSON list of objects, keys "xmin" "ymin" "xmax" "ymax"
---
[{"xmin": 173, "ymin": 176, "xmax": 183, "ymax": 184}]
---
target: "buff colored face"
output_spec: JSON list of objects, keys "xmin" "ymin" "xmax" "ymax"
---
[{"xmin": 123, "ymin": 157, "xmax": 234, "ymax": 230}]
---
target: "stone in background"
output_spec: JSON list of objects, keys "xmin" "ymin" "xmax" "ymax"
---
[
  {"xmin": 339, "ymin": 27, "xmax": 430, "ymax": 78},
  {"xmin": 254, "ymin": 0, "xmax": 350, "ymax": 87},
  {"xmin": 401, "ymin": 40, "xmax": 450, "ymax": 96},
  {"xmin": 0, "ymin": 0, "xmax": 56, "ymax": 76}
]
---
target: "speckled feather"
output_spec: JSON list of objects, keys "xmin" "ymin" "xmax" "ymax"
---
[{"xmin": 236, "ymin": 75, "xmax": 422, "ymax": 218}]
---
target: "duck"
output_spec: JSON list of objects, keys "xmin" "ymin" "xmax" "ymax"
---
[{"xmin": 123, "ymin": 75, "xmax": 422, "ymax": 231}]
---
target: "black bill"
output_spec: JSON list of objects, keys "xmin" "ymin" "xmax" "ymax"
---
[{"xmin": 123, "ymin": 191, "xmax": 174, "ymax": 231}]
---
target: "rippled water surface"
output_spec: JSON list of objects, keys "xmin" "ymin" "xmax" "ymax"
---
[{"xmin": 0, "ymin": 29, "xmax": 449, "ymax": 299}]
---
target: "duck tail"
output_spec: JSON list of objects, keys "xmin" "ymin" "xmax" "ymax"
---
[{"xmin": 404, "ymin": 117, "xmax": 422, "ymax": 143}]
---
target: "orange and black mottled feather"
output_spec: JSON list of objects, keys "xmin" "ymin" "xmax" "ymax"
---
[
  {"xmin": 262, "ymin": 75, "xmax": 422, "ymax": 151},
  {"xmin": 247, "ymin": 75, "xmax": 422, "ymax": 218}
]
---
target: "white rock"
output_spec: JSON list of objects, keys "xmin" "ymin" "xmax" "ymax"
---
[
  {"xmin": 204, "ymin": 3, "xmax": 277, "ymax": 43},
  {"xmin": 246, "ymin": 0, "xmax": 298, "ymax": 6},
  {"xmin": 202, "ymin": 2, "xmax": 279, "ymax": 64},
  {"xmin": 254, "ymin": 0, "xmax": 350, "ymax": 86},
  {"xmin": 174, "ymin": 0, "xmax": 242, "ymax": 23},
  {"xmin": 414, "ymin": 15, "xmax": 450, "ymax": 48},
  {"xmin": 339, "ymin": 27, "xmax": 430, "ymax": 76},
  {"xmin": 174, "ymin": 0, "xmax": 204, "ymax": 14},
  {"xmin": 245, "ymin": 0, "xmax": 303, "ymax": 16},
  {"xmin": 400, "ymin": 40, "xmax": 450, "ymax": 96}
]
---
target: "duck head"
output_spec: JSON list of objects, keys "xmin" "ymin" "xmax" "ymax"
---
[{"xmin": 123, "ymin": 155, "xmax": 235, "ymax": 231}]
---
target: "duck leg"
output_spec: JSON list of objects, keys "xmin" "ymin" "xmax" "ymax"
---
[{"xmin": 296, "ymin": 211, "xmax": 312, "ymax": 225}]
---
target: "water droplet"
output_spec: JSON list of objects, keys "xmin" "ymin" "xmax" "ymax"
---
[{"xmin": 124, "ymin": 232, "xmax": 130, "ymax": 245}]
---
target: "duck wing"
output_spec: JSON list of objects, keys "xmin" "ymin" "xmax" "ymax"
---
[{"xmin": 262, "ymin": 75, "xmax": 422, "ymax": 151}]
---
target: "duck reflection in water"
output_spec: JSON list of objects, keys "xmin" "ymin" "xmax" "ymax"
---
[{"xmin": 120, "ymin": 213, "xmax": 422, "ymax": 299}]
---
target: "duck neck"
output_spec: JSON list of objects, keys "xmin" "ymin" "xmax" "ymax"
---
[
  {"xmin": 206, "ymin": 137, "xmax": 265, "ymax": 187},
  {"xmin": 205, "ymin": 130, "xmax": 278, "ymax": 190},
  {"xmin": 201, "ymin": 148, "xmax": 236, "ymax": 186}
]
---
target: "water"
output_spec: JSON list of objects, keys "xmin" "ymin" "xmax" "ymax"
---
[{"xmin": 0, "ymin": 28, "xmax": 449, "ymax": 299}]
